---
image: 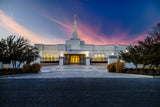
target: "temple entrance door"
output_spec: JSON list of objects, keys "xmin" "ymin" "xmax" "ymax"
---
[
  {"xmin": 70, "ymin": 55, "xmax": 79, "ymax": 64},
  {"xmin": 64, "ymin": 54, "xmax": 85, "ymax": 65}
]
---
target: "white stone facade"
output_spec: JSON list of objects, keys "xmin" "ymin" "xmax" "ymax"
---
[
  {"xmin": 35, "ymin": 43, "xmax": 128, "ymax": 62},
  {"xmin": 35, "ymin": 14, "xmax": 128, "ymax": 65}
]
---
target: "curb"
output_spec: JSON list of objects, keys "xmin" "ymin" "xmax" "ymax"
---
[{"xmin": 153, "ymin": 76, "xmax": 160, "ymax": 78}]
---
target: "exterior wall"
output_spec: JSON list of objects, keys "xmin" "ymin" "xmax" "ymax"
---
[
  {"xmin": 115, "ymin": 45, "xmax": 128, "ymax": 56},
  {"xmin": 66, "ymin": 39, "xmax": 80, "ymax": 50},
  {"xmin": 35, "ymin": 41, "xmax": 128, "ymax": 63},
  {"xmin": 57, "ymin": 44, "xmax": 66, "ymax": 51},
  {"xmin": 108, "ymin": 57, "xmax": 118, "ymax": 64},
  {"xmin": 80, "ymin": 45, "xmax": 93, "ymax": 51}
]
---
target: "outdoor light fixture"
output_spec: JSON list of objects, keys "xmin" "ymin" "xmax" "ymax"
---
[
  {"xmin": 86, "ymin": 53, "xmax": 89, "ymax": 57},
  {"xmin": 111, "ymin": 53, "xmax": 114, "ymax": 56},
  {"xmin": 60, "ymin": 53, "xmax": 64, "ymax": 57},
  {"xmin": 125, "ymin": 50, "xmax": 129, "ymax": 52}
]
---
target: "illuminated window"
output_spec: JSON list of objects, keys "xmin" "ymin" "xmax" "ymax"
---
[
  {"xmin": 95, "ymin": 54, "xmax": 97, "ymax": 61},
  {"xmin": 102, "ymin": 54, "xmax": 104, "ymax": 61},
  {"xmin": 45, "ymin": 54, "xmax": 48, "ymax": 61},
  {"xmin": 71, "ymin": 56, "xmax": 73, "ymax": 63},
  {"xmin": 52, "ymin": 54, "xmax": 55, "ymax": 61},
  {"xmin": 98, "ymin": 54, "xmax": 101, "ymax": 61},
  {"xmin": 49, "ymin": 54, "xmax": 51, "ymax": 61}
]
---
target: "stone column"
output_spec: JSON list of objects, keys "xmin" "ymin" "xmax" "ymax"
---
[
  {"xmin": 86, "ymin": 57, "xmax": 90, "ymax": 66},
  {"xmin": 59, "ymin": 57, "xmax": 64, "ymax": 66}
]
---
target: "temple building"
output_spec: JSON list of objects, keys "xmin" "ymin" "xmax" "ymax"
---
[{"xmin": 35, "ymin": 14, "xmax": 128, "ymax": 65}]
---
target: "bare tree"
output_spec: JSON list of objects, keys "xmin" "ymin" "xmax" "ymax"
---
[{"xmin": 0, "ymin": 35, "xmax": 39, "ymax": 69}]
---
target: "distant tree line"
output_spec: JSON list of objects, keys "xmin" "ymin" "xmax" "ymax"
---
[
  {"xmin": 120, "ymin": 22, "xmax": 160, "ymax": 72},
  {"xmin": 0, "ymin": 35, "xmax": 39, "ymax": 69}
]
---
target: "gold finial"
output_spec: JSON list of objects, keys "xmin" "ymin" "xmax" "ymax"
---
[{"xmin": 74, "ymin": 14, "xmax": 76, "ymax": 20}]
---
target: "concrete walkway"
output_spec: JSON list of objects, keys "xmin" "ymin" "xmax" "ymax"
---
[{"xmin": 0, "ymin": 65, "xmax": 154, "ymax": 79}]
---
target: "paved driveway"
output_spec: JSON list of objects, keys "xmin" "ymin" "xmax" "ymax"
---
[
  {"xmin": 0, "ymin": 78, "xmax": 160, "ymax": 107},
  {"xmin": 0, "ymin": 65, "xmax": 160, "ymax": 107}
]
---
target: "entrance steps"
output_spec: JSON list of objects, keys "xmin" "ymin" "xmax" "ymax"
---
[{"xmin": 41, "ymin": 65, "xmax": 107, "ymax": 72}]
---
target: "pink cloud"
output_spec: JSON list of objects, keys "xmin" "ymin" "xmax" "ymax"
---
[
  {"xmin": 48, "ymin": 17, "xmax": 147, "ymax": 45},
  {"xmin": 0, "ymin": 10, "xmax": 64, "ymax": 45},
  {"xmin": 0, "ymin": 9, "xmax": 147, "ymax": 45}
]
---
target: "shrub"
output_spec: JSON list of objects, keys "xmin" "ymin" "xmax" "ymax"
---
[
  {"xmin": 127, "ymin": 68, "xmax": 134, "ymax": 73},
  {"xmin": 22, "ymin": 64, "xmax": 32, "ymax": 72},
  {"xmin": 107, "ymin": 60, "xmax": 125, "ymax": 73},
  {"xmin": 31, "ymin": 63, "xmax": 41, "ymax": 73},
  {"xmin": 123, "ymin": 68, "xmax": 128, "ymax": 72},
  {"xmin": 22, "ymin": 63, "xmax": 41, "ymax": 73},
  {"xmin": 107, "ymin": 62, "xmax": 116, "ymax": 72},
  {"xmin": 115, "ymin": 60, "xmax": 125, "ymax": 73},
  {"xmin": 148, "ymin": 71, "xmax": 154, "ymax": 75},
  {"xmin": 133, "ymin": 70, "xmax": 139, "ymax": 74}
]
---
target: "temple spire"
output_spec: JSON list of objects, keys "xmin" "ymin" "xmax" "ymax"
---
[
  {"xmin": 75, "ymin": 14, "xmax": 76, "ymax": 21},
  {"xmin": 73, "ymin": 14, "xmax": 78, "ymax": 39}
]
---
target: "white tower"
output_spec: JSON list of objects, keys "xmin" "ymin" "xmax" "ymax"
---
[
  {"xmin": 73, "ymin": 14, "xmax": 78, "ymax": 39},
  {"xmin": 65, "ymin": 14, "xmax": 84, "ymax": 50}
]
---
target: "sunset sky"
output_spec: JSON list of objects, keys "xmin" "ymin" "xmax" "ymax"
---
[{"xmin": 0, "ymin": 0, "xmax": 160, "ymax": 45}]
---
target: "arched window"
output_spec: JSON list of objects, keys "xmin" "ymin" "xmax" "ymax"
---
[
  {"xmin": 98, "ymin": 54, "xmax": 101, "ymax": 61},
  {"xmin": 45, "ymin": 54, "xmax": 48, "ymax": 61},
  {"xmin": 49, "ymin": 54, "xmax": 51, "ymax": 61},
  {"xmin": 52, "ymin": 54, "xmax": 55, "ymax": 61},
  {"xmin": 95, "ymin": 54, "xmax": 97, "ymax": 61},
  {"xmin": 102, "ymin": 54, "xmax": 104, "ymax": 61}
]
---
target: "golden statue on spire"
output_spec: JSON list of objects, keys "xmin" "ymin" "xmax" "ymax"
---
[{"xmin": 74, "ymin": 14, "xmax": 76, "ymax": 20}]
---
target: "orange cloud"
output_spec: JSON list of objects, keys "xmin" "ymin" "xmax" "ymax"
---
[
  {"xmin": 0, "ymin": 10, "xmax": 64, "ymax": 45},
  {"xmin": 48, "ymin": 17, "xmax": 147, "ymax": 45},
  {"xmin": 0, "ymin": 9, "xmax": 147, "ymax": 45}
]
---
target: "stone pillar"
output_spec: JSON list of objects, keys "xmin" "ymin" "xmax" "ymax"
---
[
  {"xmin": 108, "ymin": 56, "xmax": 118, "ymax": 64},
  {"xmin": 59, "ymin": 57, "xmax": 64, "ymax": 66},
  {"xmin": 86, "ymin": 57, "xmax": 90, "ymax": 66}
]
